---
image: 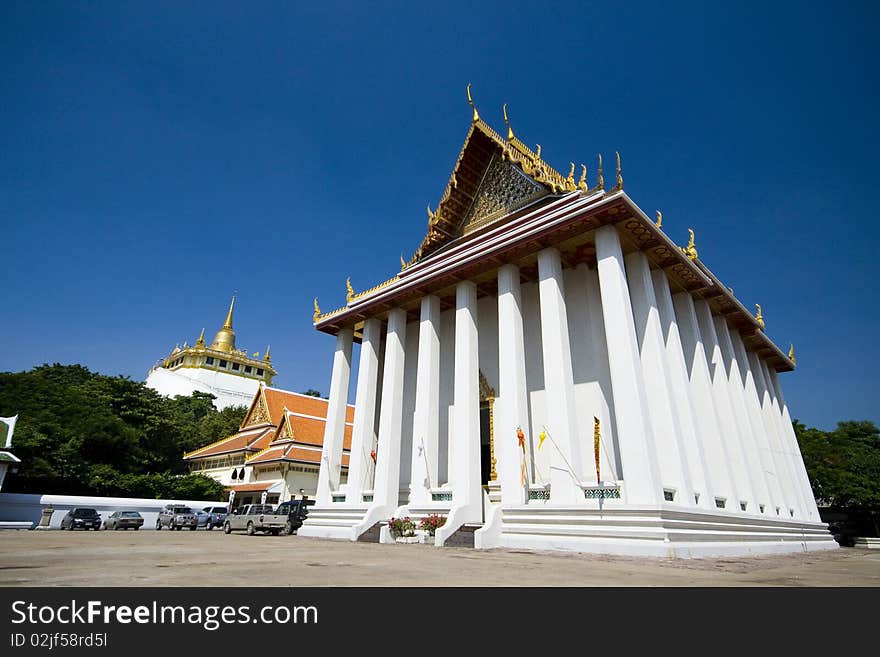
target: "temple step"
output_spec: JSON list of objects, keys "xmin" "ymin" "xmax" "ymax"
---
[
  {"xmin": 442, "ymin": 523, "xmax": 482, "ymax": 548},
  {"xmin": 356, "ymin": 522, "xmax": 382, "ymax": 543},
  {"xmin": 298, "ymin": 506, "xmax": 370, "ymax": 539}
]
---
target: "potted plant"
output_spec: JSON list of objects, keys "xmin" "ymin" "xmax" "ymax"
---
[
  {"xmin": 388, "ymin": 516, "xmax": 417, "ymax": 542},
  {"xmin": 419, "ymin": 513, "xmax": 446, "ymax": 538}
]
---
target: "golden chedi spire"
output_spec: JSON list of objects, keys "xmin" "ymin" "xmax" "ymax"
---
[
  {"xmin": 209, "ymin": 295, "xmax": 236, "ymax": 353},
  {"xmin": 263, "ymin": 345, "xmax": 271, "ymax": 363}
]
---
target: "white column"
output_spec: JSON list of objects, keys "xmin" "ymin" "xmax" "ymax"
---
[
  {"xmin": 715, "ymin": 319, "xmax": 772, "ymax": 513},
  {"xmin": 730, "ymin": 330, "xmax": 787, "ymax": 514},
  {"xmin": 767, "ymin": 368, "xmax": 820, "ymax": 520},
  {"xmin": 450, "ymin": 281, "xmax": 482, "ymax": 515},
  {"xmin": 759, "ymin": 359, "xmax": 807, "ymax": 518},
  {"xmin": 315, "ymin": 328, "xmax": 353, "ymax": 507},
  {"xmin": 672, "ymin": 292, "xmax": 737, "ymax": 507},
  {"xmin": 748, "ymin": 351, "xmax": 799, "ymax": 518},
  {"xmin": 409, "ymin": 295, "xmax": 441, "ymax": 505},
  {"xmin": 373, "ymin": 309, "xmax": 407, "ymax": 509},
  {"xmin": 538, "ymin": 248, "xmax": 584, "ymax": 504},
  {"xmin": 625, "ymin": 251, "xmax": 693, "ymax": 505},
  {"xmin": 345, "ymin": 318, "xmax": 381, "ymax": 504},
  {"xmin": 595, "ymin": 226, "xmax": 661, "ymax": 504},
  {"xmin": 651, "ymin": 270, "xmax": 712, "ymax": 507},
  {"xmin": 497, "ymin": 264, "xmax": 530, "ymax": 505},
  {"xmin": 695, "ymin": 300, "xmax": 758, "ymax": 512}
]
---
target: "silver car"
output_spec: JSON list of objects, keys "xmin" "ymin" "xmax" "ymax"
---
[{"xmin": 155, "ymin": 505, "xmax": 197, "ymax": 531}]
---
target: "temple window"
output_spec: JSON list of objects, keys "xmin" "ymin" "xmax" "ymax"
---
[
  {"xmin": 245, "ymin": 365, "xmax": 252, "ymax": 373},
  {"xmin": 206, "ymin": 357, "xmax": 214, "ymax": 365},
  {"xmin": 219, "ymin": 359, "xmax": 228, "ymax": 368},
  {"xmin": 715, "ymin": 497, "xmax": 726, "ymax": 509},
  {"xmin": 256, "ymin": 368, "xmax": 264, "ymax": 376},
  {"xmin": 232, "ymin": 362, "xmax": 240, "ymax": 371}
]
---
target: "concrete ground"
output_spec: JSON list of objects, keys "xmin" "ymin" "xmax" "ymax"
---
[{"xmin": 0, "ymin": 529, "xmax": 877, "ymax": 586}]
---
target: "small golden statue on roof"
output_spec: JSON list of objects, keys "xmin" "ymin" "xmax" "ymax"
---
[
  {"xmin": 788, "ymin": 343, "xmax": 796, "ymax": 365},
  {"xmin": 655, "ymin": 210, "xmax": 662, "ymax": 229},
  {"xmin": 466, "ymin": 83, "xmax": 479, "ymax": 122},
  {"xmin": 596, "ymin": 153, "xmax": 604, "ymax": 190},
  {"xmin": 566, "ymin": 162, "xmax": 576, "ymax": 191},
  {"xmin": 578, "ymin": 164, "xmax": 588, "ymax": 191},
  {"xmin": 313, "ymin": 298, "xmax": 321, "ymax": 322},
  {"xmin": 682, "ymin": 228, "xmax": 698, "ymax": 261},
  {"xmin": 346, "ymin": 277, "xmax": 355, "ymax": 302},
  {"xmin": 612, "ymin": 151, "xmax": 624, "ymax": 191},
  {"xmin": 755, "ymin": 304, "xmax": 765, "ymax": 330}
]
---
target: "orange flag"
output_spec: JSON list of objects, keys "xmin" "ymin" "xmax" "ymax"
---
[{"xmin": 516, "ymin": 427, "xmax": 527, "ymax": 486}]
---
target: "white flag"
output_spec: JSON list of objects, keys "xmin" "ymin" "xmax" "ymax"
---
[{"xmin": 0, "ymin": 415, "xmax": 17, "ymax": 448}]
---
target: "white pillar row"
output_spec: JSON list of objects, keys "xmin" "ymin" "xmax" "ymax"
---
[
  {"xmin": 625, "ymin": 251, "xmax": 693, "ymax": 506},
  {"xmin": 694, "ymin": 299, "xmax": 758, "ymax": 512},
  {"xmin": 767, "ymin": 368, "xmax": 820, "ymax": 520},
  {"xmin": 672, "ymin": 291, "xmax": 738, "ymax": 507},
  {"xmin": 714, "ymin": 318, "xmax": 772, "ymax": 512},
  {"xmin": 314, "ymin": 328, "xmax": 353, "ymax": 507},
  {"xmin": 409, "ymin": 295, "xmax": 441, "ymax": 506},
  {"xmin": 345, "ymin": 318, "xmax": 382, "ymax": 504},
  {"xmin": 651, "ymin": 270, "xmax": 712, "ymax": 507},
  {"xmin": 595, "ymin": 226, "xmax": 661, "ymax": 505},
  {"xmin": 538, "ymin": 247, "xmax": 585, "ymax": 504},
  {"xmin": 729, "ymin": 330, "xmax": 787, "ymax": 513},
  {"xmin": 372, "ymin": 309, "xmax": 407, "ymax": 509},
  {"xmin": 451, "ymin": 281, "xmax": 482, "ymax": 514},
  {"xmin": 497, "ymin": 264, "xmax": 530, "ymax": 506},
  {"xmin": 748, "ymin": 351, "xmax": 799, "ymax": 518},
  {"xmin": 759, "ymin": 358, "xmax": 808, "ymax": 518}
]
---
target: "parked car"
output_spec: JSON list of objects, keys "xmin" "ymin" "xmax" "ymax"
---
[
  {"xmin": 156, "ymin": 505, "xmax": 197, "ymax": 531},
  {"xmin": 223, "ymin": 504, "xmax": 287, "ymax": 535},
  {"xmin": 201, "ymin": 506, "xmax": 228, "ymax": 530},
  {"xmin": 60, "ymin": 508, "xmax": 102, "ymax": 530},
  {"xmin": 103, "ymin": 511, "xmax": 144, "ymax": 531},
  {"xmin": 194, "ymin": 509, "xmax": 210, "ymax": 529},
  {"xmin": 275, "ymin": 499, "xmax": 314, "ymax": 534}
]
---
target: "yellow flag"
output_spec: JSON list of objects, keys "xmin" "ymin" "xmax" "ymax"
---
[{"xmin": 538, "ymin": 430, "xmax": 547, "ymax": 450}]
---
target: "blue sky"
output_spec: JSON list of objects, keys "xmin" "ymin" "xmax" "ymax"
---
[{"xmin": 1, "ymin": 2, "xmax": 877, "ymax": 430}]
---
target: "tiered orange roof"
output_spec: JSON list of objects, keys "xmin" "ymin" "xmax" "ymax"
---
[{"xmin": 183, "ymin": 384, "xmax": 354, "ymax": 465}]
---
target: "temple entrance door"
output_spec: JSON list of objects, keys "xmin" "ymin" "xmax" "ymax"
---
[
  {"xmin": 478, "ymin": 371, "xmax": 496, "ymax": 486},
  {"xmin": 480, "ymin": 402, "xmax": 492, "ymax": 485}
]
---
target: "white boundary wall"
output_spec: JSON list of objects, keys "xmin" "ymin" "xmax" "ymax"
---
[{"xmin": 0, "ymin": 493, "xmax": 223, "ymax": 530}]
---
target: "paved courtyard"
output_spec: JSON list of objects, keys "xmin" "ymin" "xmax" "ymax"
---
[{"xmin": 0, "ymin": 530, "xmax": 877, "ymax": 587}]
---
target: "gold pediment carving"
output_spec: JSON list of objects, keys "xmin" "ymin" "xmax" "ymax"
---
[{"xmin": 459, "ymin": 154, "xmax": 547, "ymax": 236}]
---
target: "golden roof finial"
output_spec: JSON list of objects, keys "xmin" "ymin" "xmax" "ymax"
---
[
  {"xmin": 577, "ymin": 164, "xmax": 588, "ymax": 191},
  {"xmin": 788, "ymin": 343, "xmax": 796, "ymax": 365},
  {"xmin": 400, "ymin": 254, "xmax": 407, "ymax": 270},
  {"xmin": 426, "ymin": 203, "xmax": 435, "ymax": 224},
  {"xmin": 612, "ymin": 151, "xmax": 623, "ymax": 191},
  {"xmin": 566, "ymin": 162, "xmax": 576, "ymax": 190},
  {"xmin": 656, "ymin": 210, "xmax": 663, "ymax": 229},
  {"xmin": 596, "ymin": 153, "xmax": 604, "ymax": 190},
  {"xmin": 755, "ymin": 304, "xmax": 765, "ymax": 330},
  {"xmin": 466, "ymin": 83, "xmax": 479, "ymax": 123},
  {"xmin": 346, "ymin": 277, "xmax": 355, "ymax": 302},
  {"xmin": 682, "ymin": 228, "xmax": 698, "ymax": 260},
  {"xmin": 503, "ymin": 103, "xmax": 515, "ymax": 141},
  {"xmin": 535, "ymin": 144, "xmax": 542, "ymax": 160},
  {"xmin": 195, "ymin": 327, "xmax": 206, "ymax": 347},
  {"xmin": 313, "ymin": 297, "xmax": 321, "ymax": 322},
  {"xmin": 263, "ymin": 345, "xmax": 271, "ymax": 363}
]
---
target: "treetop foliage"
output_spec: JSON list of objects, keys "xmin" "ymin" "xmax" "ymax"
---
[{"xmin": 0, "ymin": 364, "xmax": 246, "ymax": 500}]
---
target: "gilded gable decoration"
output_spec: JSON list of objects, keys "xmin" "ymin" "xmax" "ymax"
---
[{"xmin": 460, "ymin": 154, "xmax": 546, "ymax": 235}]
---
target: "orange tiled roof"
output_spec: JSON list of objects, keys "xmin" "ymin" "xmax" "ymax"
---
[
  {"xmin": 286, "ymin": 414, "xmax": 353, "ymax": 449},
  {"xmin": 263, "ymin": 387, "xmax": 355, "ymax": 425},
  {"xmin": 228, "ymin": 482, "xmax": 277, "ymax": 493},
  {"xmin": 246, "ymin": 447, "xmax": 287, "ymax": 465},
  {"xmin": 185, "ymin": 427, "xmax": 273, "ymax": 460}
]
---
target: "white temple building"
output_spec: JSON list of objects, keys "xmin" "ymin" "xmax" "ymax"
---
[
  {"xmin": 299, "ymin": 89, "xmax": 836, "ymax": 557},
  {"xmin": 145, "ymin": 297, "xmax": 276, "ymax": 410}
]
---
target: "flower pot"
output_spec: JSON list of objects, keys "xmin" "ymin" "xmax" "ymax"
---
[{"xmin": 394, "ymin": 535, "xmax": 419, "ymax": 543}]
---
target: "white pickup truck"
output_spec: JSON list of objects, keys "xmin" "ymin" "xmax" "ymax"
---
[{"xmin": 223, "ymin": 504, "xmax": 287, "ymax": 536}]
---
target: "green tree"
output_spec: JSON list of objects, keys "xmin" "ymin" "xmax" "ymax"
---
[
  {"xmin": 0, "ymin": 364, "xmax": 245, "ymax": 498},
  {"xmin": 300, "ymin": 389, "xmax": 322, "ymax": 398}
]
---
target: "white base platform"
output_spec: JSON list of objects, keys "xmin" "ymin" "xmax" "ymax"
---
[
  {"xmin": 492, "ymin": 505, "xmax": 838, "ymax": 558},
  {"xmin": 853, "ymin": 537, "xmax": 880, "ymax": 549}
]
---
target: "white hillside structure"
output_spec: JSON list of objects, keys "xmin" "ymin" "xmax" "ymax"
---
[
  {"xmin": 299, "ymin": 90, "xmax": 836, "ymax": 557},
  {"xmin": 146, "ymin": 297, "xmax": 276, "ymax": 410}
]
